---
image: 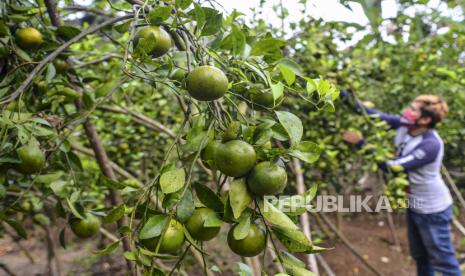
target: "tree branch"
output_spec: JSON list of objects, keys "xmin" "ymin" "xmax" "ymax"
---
[
  {"xmin": 44, "ymin": 0, "xmax": 60, "ymax": 26},
  {"xmin": 97, "ymin": 105, "xmax": 176, "ymax": 138},
  {"xmin": 71, "ymin": 143, "xmax": 143, "ymax": 186},
  {"xmin": 62, "ymin": 5, "xmax": 111, "ymax": 16},
  {"xmin": 72, "ymin": 54, "xmax": 122, "ymax": 69},
  {"xmin": 42, "ymin": 1, "xmax": 134, "ymax": 272},
  {"xmin": 0, "ymin": 14, "xmax": 132, "ymax": 105}
]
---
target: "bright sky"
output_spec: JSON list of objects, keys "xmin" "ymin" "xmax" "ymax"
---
[
  {"xmin": 72, "ymin": 0, "xmax": 462, "ymax": 46},
  {"xmin": 216, "ymin": 0, "xmax": 462, "ymax": 25}
]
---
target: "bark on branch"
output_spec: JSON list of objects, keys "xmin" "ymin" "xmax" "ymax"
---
[{"xmin": 0, "ymin": 14, "xmax": 132, "ymax": 105}]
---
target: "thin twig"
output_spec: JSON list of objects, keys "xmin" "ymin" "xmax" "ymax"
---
[
  {"xmin": 442, "ymin": 165, "xmax": 465, "ymax": 214},
  {"xmin": 0, "ymin": 15, "xmax": 132, "ymax": 105}
]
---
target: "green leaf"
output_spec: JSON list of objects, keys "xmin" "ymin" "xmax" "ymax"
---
[
  {"xmin": 233, "ymin": 212, "xmax": 251, "ymax": 240},
  {"xmin": 250, "ymin": 38, "xmax": 286, "ymax": 56},
  {"xmin": 176, "ymin": 189, "xmax": 195, "ymax": 223},
  {"xmin": 281, "ymin": 251, "xmax": 305, "ymax": 268},
  {"xmin": 203, "ymin": 211, "xmax": 224, "ymax": 228},
  {"xmin": 93, "ymin": 240, "xmax": 120, "ymax": 255},
  {"xmin": 278, "ymin": 64, "xmax": 295, "ymax": 86},
  {"xmin": 194, "ymin": 182, "xmax": 223, "ymax": 212},
  {"xmin": 201, "ymin": 8, "xmax": 223, "ymax": 36},
  {"xmin": 33, "ymin": 214, "xmax": 50, "ymax": 225},
  {"xmin": 138, "ymin": 247, "xmax": 180, "ymax": 259},
  {"xmin": 284, "ymin": 265, "xmax": 317, "ymax": 276},
  {"xmin": 46, "ymin": 63, "xmax": 56, "ymax": 82},
  {"xmin": 275, "ymin": 111, "xmax": 303, "ymax": 146},
  {"xmin": 148, "ymin": 6, "xmax": 172, "ymax": 25},
  {"xmin": 237, "ymin": 262, "xmax": 253, "ymax": 276},
  {"xmin": 4, "ymin": 219, "xmax": 27, "ymax": 239},
  {"xmin": 272, "ymin": 226, "xmax": 313, "ymax": 253},
  {"xmin": 139, "ymin": 215, "xmax": 169, "ymax": 240},
  {"xmin": 66, "ymin": 198, "xmax": 84, "ymax": 219},
  {"xmin": 229, "ymin": 178, "xmax": 252, "ymax": 219},
  {"xmin": 159, "ymin": 168, "xmax": 185, "ymax": 194},
  {"xmin": 277, "ymin": 58, "xmax": 304, "ymax": 77},
  {"xmin": 114, "ymin": 21, "xmax": 131, "ymax": 34},
  {"xmin": 183, "ymin": 126, "xmax": 212, "ymax": 152},
  {"xmin": 57, "ymin": 25, "xmax": 81, "ymax": 41},
  {"xmin": 35, "ymin": 172, "xmax": 62, "ymax": 184},
  {"xmin": 288, "ymin": 141, "xmax": 321, "ymax": 163},
  {"xmin": 278, "ymin": 185, "xmax": 318, "ymax": 215},
  {"xmin": 191, "ymin": 3, "xmax": 206, "ymax": 29},
  {"xmin": 220, "ymin": 24, "xmax": 246, "ymax": 56},
  {"xmin": 176, "ymin": 0, "xmax": 192, "ymax": 9},
  {"xmin": 15, "ymin": 47, "xmax": 31, "ymax": 62},
  {"xmin": 123, "ymin": 251, "xmax": 137, "ymax": 261},
  {"xmin": 103, "ymin": 205, "xmax": 125, "ymax": 224},
  {"xmin": 98, "ymin": 175, "xmax": 125, "ymax": 189},
  {"xmin": 271, "ymin": 81, "xmax": 284, "ymax": 101},
  {"xmin": 259, "ymin": 200, "xmax": 298, "ymax": 230}
]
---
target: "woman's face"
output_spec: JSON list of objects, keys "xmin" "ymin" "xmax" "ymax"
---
[
  {"xmin": 403, "ymin": 101, "xmax": 432, "ymax": 127},
  {"xmin": 408, "ymin": 102, "xmax": 422, "ymax": 119}
]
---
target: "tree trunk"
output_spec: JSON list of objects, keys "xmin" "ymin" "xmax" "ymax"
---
[{"xmin": 293, "ymin": 158, "xmax": 319, "ymax": 275}]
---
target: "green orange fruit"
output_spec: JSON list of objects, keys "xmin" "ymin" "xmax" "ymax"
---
[
  {"xmin": 186, "ymin": 66, "xmax": 229, "ymax": 101},
  {"xmin": 247, "ymin": 161, "xmax": 287, "ymax": 196},
  {"xmin": 170, "ymin": 68, "xmax": 187, "ymax": 82},
  {"xmin": 248, "ymin": 89, "xmax": 281, "ymax": 110},
  {"xmin": 53, "ymin": 59, "xmax": 68, "ymax": 73},
  {"xmin": 227, "ymin": 223, "xmax": 266, "ymax": 257},
  {"xmin": 16, "ymin": 144, "xmax": 46, "ymax": 174},
  {"xmin": 142, "ymin": 219, "xmax": 185, "ymax": 254},
  {"xmin": 135, "ymin": 26, "xmax": 172, "ymax": 57},
  {"xmin": 186, "ymin": 208, "xmax": 221, "ymax": 241},
  {"xmin": 15, "ymin": 27, "xmax": 42, "ymax": 50},
  {"xmin": 215, "ymin": 140, "xmax": 256, "ymax": 177},
  {"xmin": 201, "ymin": 140, "xmax": 221, "ymax": 169},
  {"xmin": 70, "ymin": 214, "xmax": 101, "ymax": 238}
]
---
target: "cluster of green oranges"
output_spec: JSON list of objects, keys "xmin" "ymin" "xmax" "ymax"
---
[
  {"xmin": 9, "ymin": 20, "xmax": 288, "ymax": 257},
  {"xmin": 135, "ymin": 131, "xmax": 288, "ymax": 257}
]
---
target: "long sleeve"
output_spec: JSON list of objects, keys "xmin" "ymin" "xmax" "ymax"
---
[
  {"xmin": 357, "ymin": 105, "xmax": 403, "ymax": 129},
  {"xmin": 385, "ymin": 138, "xmax": 440, "ymax": 171}
]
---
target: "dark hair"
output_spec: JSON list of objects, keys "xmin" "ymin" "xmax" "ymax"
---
[{"xmin": 420, "ymin": 107, "xmax": 438, "ymax": 128}]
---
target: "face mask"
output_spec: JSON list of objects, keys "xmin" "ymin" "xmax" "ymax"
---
[{"xmin": 401, "ymin": 108, "xmax": 417, "ymax": 127}]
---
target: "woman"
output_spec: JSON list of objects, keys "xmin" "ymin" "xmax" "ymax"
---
[{"xmin": 342, "ymin": 93, "xmax": 461, "ymax": 276}]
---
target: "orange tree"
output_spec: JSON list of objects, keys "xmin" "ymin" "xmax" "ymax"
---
[
  {"xmin": 280, "ymin": 1, "xmax": 465, "ymax": 206},
  {"xmin": 0, "ymin": 0, "xmax": 340, "ymax": 274}
]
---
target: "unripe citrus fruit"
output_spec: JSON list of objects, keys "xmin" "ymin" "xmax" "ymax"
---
[
  {"xmin": 201, "ymin": 140, "xmax": 221, "ymax": 169},
  {"xmin": 186, "ymin": 66, "xmax": 228, "ymax": 101},
  {"xmin": 70, "ymin": 214, "xmax": 101, "ymax": 238},
  {"xmin": 247, "ymin": 161, "xmax": 287, "ymax": 196},
  {"xmin": 170, "ymin": 68, "xmax": 187, "ymax": 82},
  {"xmin": 16, "ymin": 144, "xmax": 46, "ymax": 174},
  {"xmin": 142, "ymin": 219, "xmax": 185, "ymax": 254},
  {"xmin": 215, "ymin": 140, "xmax": 256, "ymax": 177},
  {"xmin": 186, "ymin": 208, "xmax": 221, "ymax": 241},
  {"xmin": 248, "ymin": 88, "xmax": 282, "ymax": 110},
  {"xmin": 15, "ymin": 27, "xmax": 42, "ymax": 50},
  {"xmin": 135, "ymin": 26, "xmax": 172, "ymax": 57},
  {"xmin": 0, "ymin": 45, "xmax": 8, "ymax": 59},
  {"xmin": 53, "ymin": 59, "xmax": 68, "ymax": 73},
  {"xmin": 227, "ymin": 223, "xmax": 266, "ymax": 257}
]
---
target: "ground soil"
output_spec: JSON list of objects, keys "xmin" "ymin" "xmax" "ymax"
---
[{"xmin": 1, "ymin": 212, "xmax": 463, "ymax": 276}]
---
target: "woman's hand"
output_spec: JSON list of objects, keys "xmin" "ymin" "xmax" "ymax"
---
[{"xmin": 342, "ymin": 130, "xmax": 363, "ymax": 145}]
